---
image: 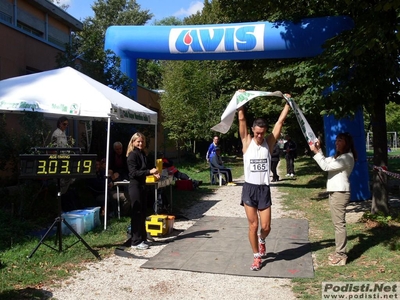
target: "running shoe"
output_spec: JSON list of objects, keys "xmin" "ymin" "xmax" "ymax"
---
[
  {"xmin": 250, "ymin": 256, "xmax": 262, "ymax": 271},
  {"xmin": 144, "ymin": 240, "xmax": 153, "ymax": 246},
  {"xmin": 131, "ymin": 241, "xmax": 149, "ymax": 250},
  {"xmin": 328, "ymin": 252, "xmax": 336, "ymax": 261},
  {"xmin": 329, "ymin": 253, "xmax": 347, "ymax": 266},
  {"xmin": 329, "ymin": 254, "xmax": 347, "ymax": 266},
  {"xmin": 259, "ymin": 241, "xmax": 266, "ymax": 257}
]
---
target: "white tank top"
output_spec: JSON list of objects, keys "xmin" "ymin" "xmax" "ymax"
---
[{"xmin": 243, "ymin": 138, "xmax": 271, "ymax": 185}]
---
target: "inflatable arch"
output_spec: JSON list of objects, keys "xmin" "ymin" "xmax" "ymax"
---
[{"xmin": 105, "ymin": 16, "xmax": 370, "ymax": 200}]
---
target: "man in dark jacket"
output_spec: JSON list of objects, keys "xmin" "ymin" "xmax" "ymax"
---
[
  {"xmin": 109, "ymin": 141, "xmax": 129, "ymax": 181},
  {"xmin": 271, "ymin": 142, "xmax": 280, "ymax": 182},
  {"xmin": 284, "ymin": 135, "xmax": 297, "ymax": 177}
]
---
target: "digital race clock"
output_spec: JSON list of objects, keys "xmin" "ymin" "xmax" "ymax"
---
[{"xmin": 19, "ymin": 153, "xmax": 97, "ymax": 179}]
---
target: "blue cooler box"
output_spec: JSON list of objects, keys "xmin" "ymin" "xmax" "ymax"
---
[
  {"xmin": 86, "ymin": 207, "xmax": 101, "ymax": 229},
  {"xmin": 61, "ymin": 213, "xmax": 85, "ymax": 235},
  {"xmin": 68, "ymin": 209, "xmax": 94, "ymax": 233}
]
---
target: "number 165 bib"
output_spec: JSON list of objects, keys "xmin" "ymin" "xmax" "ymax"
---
[{"xmin": 249, "ymin": 159, "xmax": 268, "ymax": 172}]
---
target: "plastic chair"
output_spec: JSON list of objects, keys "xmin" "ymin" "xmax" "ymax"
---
[{"xmin": 209, "ymin": 163, "xmax": 223, "ymax": 186}]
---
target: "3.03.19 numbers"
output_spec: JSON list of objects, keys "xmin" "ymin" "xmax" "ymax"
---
[{"xmin": 37, "ymin": 159, "xmax": 92, "ymax": 175}]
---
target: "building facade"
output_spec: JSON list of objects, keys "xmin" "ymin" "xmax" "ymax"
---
[
  {"xmin": 0, "ymin": 0, "xmax": 169, "ymax": 181},
  {"xmin": 0, "ymin": 0, "xmax": 82, "ymax": 79}
]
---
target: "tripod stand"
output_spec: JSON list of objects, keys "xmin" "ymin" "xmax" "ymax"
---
[{"xmin": 28, "ymin": 179, "xmax": 101, "ymax": 260}]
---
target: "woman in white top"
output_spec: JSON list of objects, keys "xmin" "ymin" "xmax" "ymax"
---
[
  {"xmin": 51, "ymin": 116, "xmax": 69, "ymax": 148},
  {"xmin": 51, "ymin": 116, "xmax": 73, "ymax": 196},
  {"xmin": 309, "ymin": 132, "xmax": 357, "ymax": 266}
]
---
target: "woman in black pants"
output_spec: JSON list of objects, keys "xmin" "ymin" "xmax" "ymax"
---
[{"xmin": 126, "ymin": 132, "xmax": 159, "ymax": 249}]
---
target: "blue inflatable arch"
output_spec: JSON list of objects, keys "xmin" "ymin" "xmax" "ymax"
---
[
  {"xmin": 105, "ymin": 16, "xmax": 354, "ymax": 100},
  {"xmin": 105, "ymin": 16, "xmax": 370, "ymax": 200}
]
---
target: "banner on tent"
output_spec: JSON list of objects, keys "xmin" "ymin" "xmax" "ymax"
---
[
  {"xmin": 116, "ymin": 106, "xmax": 152, "ymax": 123},
  {"xmin": 0, "ymin": 99, "xmax": 81, "ymax": 115}
]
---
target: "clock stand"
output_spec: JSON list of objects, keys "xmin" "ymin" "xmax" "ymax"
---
[{"xmin": 20, "ymin": 148, "xmax": 101, "ymax": 260}]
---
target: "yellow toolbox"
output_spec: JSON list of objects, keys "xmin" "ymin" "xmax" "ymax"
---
[
  {"xmin": 146, "ymin": 175, "xmax": 158, "ymax": 183},
  {"xmin": 146, "ymin": 215, "xmax": 168, "ymax": 236}
]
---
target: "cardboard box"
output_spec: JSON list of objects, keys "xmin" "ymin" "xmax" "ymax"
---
[
  {"xmin": 175, "ymin": 180, "xmax": 193, "ymax": 191},
  {"xmin": 167, "ymin": 215, "xmax": 175, "ymax": 233}
]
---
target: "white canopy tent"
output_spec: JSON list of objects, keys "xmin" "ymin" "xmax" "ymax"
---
[{"xmin": 0, "ymin": 66, "xmax": 158, "ymax": 229}]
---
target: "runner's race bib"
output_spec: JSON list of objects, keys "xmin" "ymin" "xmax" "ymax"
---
[{"xmin": 250, "ymin": 159, "xmax": 268, "ymax": 172}]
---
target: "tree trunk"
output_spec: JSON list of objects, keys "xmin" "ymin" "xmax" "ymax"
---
[
  {"xmin": 177, "ymin": 141, "xmax": 181, "ymax": 163},
  {"xmin": 371, "ymin": 98, "xmax": 389, "ymax": 215}
]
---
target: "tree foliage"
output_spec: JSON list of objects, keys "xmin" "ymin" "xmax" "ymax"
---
[
  {"xmin": 0, "ymin": 113, "xmax": 52, "ymax": 184},
  {"xmin": 161, "ymin": 60, "xmax": 226, "ymax": 150},
  {"xmin": 53, "ymin": 0, "xmax": 399, "ymax": 214},
  {"xmin": 55, "ymin": 0, "xmax": 153, "ymax": 155},
  {"xmin": 57, "ymin": 0, "xmax": 152, "ymax": 92},
  {"xmin": 386, "ymin": 102, "xmax": 400, "ymax": 134},
  {"xmin": 136, "ymin": 16, "xmax": 184, "ymax": 90},
  {"xmin": 253, "ymin": 0, "xmax": 400, "ymax": 214},
  {"xmin": 47, "ymin": 0, "xmax": 69, "ymax": 10},
  {"xmin": 159, "ymin": 1, "xmax": 307, "ymax": 153},
  {"xmin": 159, "ymin": 0, "xmax": 400, "ymax": 214}
]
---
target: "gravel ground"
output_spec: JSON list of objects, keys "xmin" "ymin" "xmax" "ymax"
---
[{"xmin": 43, "ymin": 174, "xmax": 298, "ymax": 300}]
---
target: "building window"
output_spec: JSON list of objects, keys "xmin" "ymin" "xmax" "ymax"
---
[
  {"xmin": 48, "ymin": 35, "xmax": 67, "ymax": 48},
  {"xmin": 0, "ymin": 11, "xmax": 12, "ymax": 24},
  {"xmin": 17, "ymin": 21, "xmax": 43, "ymax": 38}
]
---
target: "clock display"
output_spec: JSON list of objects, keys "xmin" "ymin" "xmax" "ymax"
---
[{"xmin": 19, "ymin": 154, "xmax": 97, "ymax": 179}]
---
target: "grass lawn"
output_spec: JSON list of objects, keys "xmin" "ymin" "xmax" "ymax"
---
[
  {"xmin": 1, "ymin": 155, "xmax": 400, "ymax": 299},
  {"xmin": 0, "ymin": 157, "xmax": 243, "ymax": 299},
  {"xmin": 279, "ymin": 156, "xmax": 400, "ymax": 299}
]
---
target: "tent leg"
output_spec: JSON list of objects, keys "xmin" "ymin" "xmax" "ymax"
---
[{"xmin": 104, "ymin": 117, "xmax": 111, "ymax": 230}]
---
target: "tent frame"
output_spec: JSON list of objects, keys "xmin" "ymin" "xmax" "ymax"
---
[{"xmin": 0, "ymin": 67, "xmax": 158, "ymax": 230}]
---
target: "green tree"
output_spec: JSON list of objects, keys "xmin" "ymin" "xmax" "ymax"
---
[
  {"xmin": 161, "ymin": 60, "xmax": 225, "ymax": 153},
  {"xmin": 57, "ymin": 0, "xmax": 152, "ymax": 93},
  {"xmin": 136, "ymin": 16, "xmax": 184, "ymax": 90},
  {"xmin": 386, "ymin": 102, "xmax": 400, "ymax": 134},
  {"xmin": 213, "ymin": 0, "xmax": 400, "ymax": 215},
  {"xmin": 47, "ymin": 0, "xmax": 69, "ymax": 10},
  {"xmin": 56, "ymin": 0, "xmax": 153, "ymax": 154},
  {"xmin": 0, "ymin": 113, "xmax": 52, "ymax": 184},
  {"xmin": 159, "ymin": 1, "xmax": 297, "ymax": 155},
  {"xmin": 153, "ymin": 16, "xmax": 183, "ymax": 26},
  {"xmin": 215, "ymin": 2, "xmax": 300, "ymax": 145}
]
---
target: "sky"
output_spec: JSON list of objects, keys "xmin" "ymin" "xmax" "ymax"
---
[{"xmin": 57, "ymin": 0, "xmax": 204, "ymax": 23}]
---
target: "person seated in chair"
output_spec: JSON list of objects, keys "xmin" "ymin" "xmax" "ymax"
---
[
  {"xmin": 161, "ymin": 155, "xmax": 202, "ymax": 188},
  {"xmin": 86, "ymin": 159, "xmax": 117, "ymax": 218},
  {"xmin": 209, "ymin": 147, "xmax": 233, "ymax": 184},
  {"xmin": 109, "ymin": 141, "xmax": 129, "ymax": 181}
]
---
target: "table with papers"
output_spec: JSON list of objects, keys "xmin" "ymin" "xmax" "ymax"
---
[{"xmin": 113, "ymin": 175, "xmax": 174, "ymax": 218}]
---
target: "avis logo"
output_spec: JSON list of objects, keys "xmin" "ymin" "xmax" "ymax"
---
[{"xmin": 169, "ymin": 25, "xmax": 265, "ymax": 54}]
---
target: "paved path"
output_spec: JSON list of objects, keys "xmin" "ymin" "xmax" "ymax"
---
[{"xmin": 43, "ymin": 176, "xmax": 298, "ymax": 300}]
